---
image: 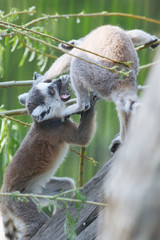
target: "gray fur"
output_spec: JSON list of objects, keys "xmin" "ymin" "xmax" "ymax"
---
[{"xmin": 43, "ymin": 25, "xmax": 158, "ymax": 151}]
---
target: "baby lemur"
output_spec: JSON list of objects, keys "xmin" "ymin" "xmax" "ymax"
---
[
  {"xmin": 43, "ymin": 25, "xmax": 158, "ymax": 152},
  {"xmin": 1, "ymin": 74, "xmax": 97, "ymax": 240}
]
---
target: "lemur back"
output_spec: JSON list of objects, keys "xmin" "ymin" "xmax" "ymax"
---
[
  {"xmin": 43, "ymin": 25, "xmax": 158, "ymax": 152},
  {"xmin": 1, "ymin": 75, "xmax": 97, "ymax": 240}
]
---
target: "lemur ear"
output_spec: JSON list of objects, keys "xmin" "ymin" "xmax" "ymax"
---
[
  {"xmin": 33, "ymin": 72, "xmax": 43, "ymax": 80},
  {"xmin": 18, "ymin": 93, "xmax": 28, "ymax": 106}
]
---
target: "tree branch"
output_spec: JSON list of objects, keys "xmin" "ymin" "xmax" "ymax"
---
[
  {"xmin": 2, "ymin": 9, "xmax": 36, "ymax": 19},
  {"xmin": 24, "ymin": 11, "xmax": 160, "ymax": 28},
  {"xmin": 0, "ymin": 21, "xmax": 132, "ymax": 68},
  {"xmin": 0, "ymin": 99, "xmax": 77, "ymax": 116},
  {"xmin": 70, "ymin": 147, "xmax": 98, "ymax": 166},
  {"xmin": 78, "ymin": 147, "xmax": 86, "ymax": 187},
  {"xmin": 0, "ymin": 108, "xmax": 27, "ymax": 116},
  {"xmin": 19, "ymin": 38, "xmax": 57, "ymax": 60},
  {"xmin": 0, "ymin": 114, "xmax": 31, "ymax": 127},
  {"xmin": 0, "ymin": 191, "xmax": 108, "ymax": 207},
  {"xmin": 0, "ymin": 80, "xmax": 33, "ymax": 88}
]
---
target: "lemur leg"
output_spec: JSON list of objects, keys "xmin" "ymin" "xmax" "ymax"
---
[
  {"xmin": 2, "ymin": 197, "xmax": 49, "ymax": 240},
  {"xmin": 62, "ymin": 78, "xmax": 90, "ymax": 117},
  {"xmin": 40, "ymin": 177, "xmax": 76, "ymax": 214},
  {"xmin": 110, "ymin": 94, "xmax": 139, "ymax": 154}
]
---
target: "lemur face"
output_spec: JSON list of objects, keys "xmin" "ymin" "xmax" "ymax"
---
[{"xmin": 19, "ymin": 75, "xmax": 71, "ymax": 122}]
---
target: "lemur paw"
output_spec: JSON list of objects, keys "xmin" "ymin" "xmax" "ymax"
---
[
  {"xmin": 90, "ymin": 92, "xmax": 100, "ymax": 106},
  {"xmin": 109, "ymin": 133, "xmax": 121, "ymax": 155},
  {"xmin": 146, "ymin": 35, "xmax": 159, "ymax": 49}
]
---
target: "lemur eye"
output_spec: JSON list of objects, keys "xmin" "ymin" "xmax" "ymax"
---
[
  {"xmin": 48, "ymin": 86, "xmax": 55, "ymax": 96},
  {"xmin": 45, "ymin": 79, "xmax": 52, "ymax": 83}
]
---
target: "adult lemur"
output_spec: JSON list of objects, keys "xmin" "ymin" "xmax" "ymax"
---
[
  {"xmin": 1, "ymin": 75, "xmax": 97, "ymax": 240},
  {"xmin": 43, "ymin": 25, "xmax": 159, "ymax": 152}
]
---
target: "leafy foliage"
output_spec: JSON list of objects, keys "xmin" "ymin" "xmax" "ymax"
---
[
  {"xmin": 0, "ymin": 6, "xmax": 57, "ymax": 77},
  {"xmin": 0, "ymin": 113, "xmax": 21, "ymax": 187}
]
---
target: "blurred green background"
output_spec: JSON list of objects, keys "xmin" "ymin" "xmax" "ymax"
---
[{"xmin": 0, "ymin": 0, "xmax": 160, "ymax": 185}]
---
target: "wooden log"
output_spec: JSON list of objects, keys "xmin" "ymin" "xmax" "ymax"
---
[{"xmin": 32, "ymin": 158, "xmax": 114, "ymax": 240}]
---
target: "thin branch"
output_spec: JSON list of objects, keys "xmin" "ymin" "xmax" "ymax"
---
[
  {"xmin": 2, "ymin": 10, "xmax": 36, "ymax": 19},
  {"xmin": 0, "ymin": 23, "xmax": 129, "ymax": 76},
  {"xmin": 0, "ymin": 191, "xmax": 108, "ymax": 207},
  {"xmin": 138, "ymin": 85, "xmax": 148, "ymax": 91},
  {"xmin": 20, "ymin": 39, "xmax": 57, "ymax": 60},
  {"xmin": 0, "ymin": 108, "xmax": 28, "ymax": 116},
  {"xmin": 24, "ymin": 11, "xmax": 160, "ymax": 28},
  {"xmin": 139, "ymin": 59, "xmax": 160, "ymax": 70},
  {"xmin": 78, "ymin": 147, "xmax": 85, "ymax": 187},
  {"xmin": 0, "ymin": 80, "xmax": 33, "ymax": 88},
  {"xmin": 0, "ymin": 20, "xmax": 131, "ymax": 68},
  {"xmin": 0, "ymin": 114, "xmax": 31, "ymax": 127},
  {"xmin": 0, "ymin": 55, "xmax": 157, "ymax": 89},
  {"xmin": 70, "ymin": 147, "xmax": 98, "ymax": 166},
  {"xmin": 1, "ymin": 21, "xmax": 159, "ymax": 76},
  {"xmin": 0, "ymin": 99, "xmax": 77, "ymax": 116}
]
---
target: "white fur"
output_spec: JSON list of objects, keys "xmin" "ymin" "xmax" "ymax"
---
[
  {"xmin": 31, "ymin": 82, "xmax": 66, "ymax": 121},
  {"xmin": 0, "ymin": 213, "xmax": 6, "ymax": 240},
  {"xmin": 25, "ymin": 143, "xmax": 69, "ymax": 194},
  {"xmin": 3, "ymin": 211, "xmax": 26, "ymax": 240}
]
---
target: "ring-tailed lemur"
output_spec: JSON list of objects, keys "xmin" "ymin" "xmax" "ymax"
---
[
  {"xmin": 43, "ymin": 25, "xmax": 159, "ymax": 153},
  {"xmin": 1, "ymin": 74, "xmax": 97, "ymax": 240}
]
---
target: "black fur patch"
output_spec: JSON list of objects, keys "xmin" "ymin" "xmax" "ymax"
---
[
  {"xmin": 27, "ymin": 88, "xmax": 45, "ymax": 115},
  {"xmin": 40, "ymin": 107, "xmax": 51, "ymax": 120},
  {"xmin": 5, "ymin": 220, "xmax": 18, "ymax": 240},
  {"xmin": 37, "ymin": 118, "xmax": 63, "ymax": 129}
]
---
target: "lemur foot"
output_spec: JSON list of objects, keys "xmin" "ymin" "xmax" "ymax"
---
[
  {"xmin": 90, "ymin": 91, "xmax": 100, "ymax": 105},
  {"xmin": 109, "ymin": 133, "xmax": 121, "ymax": 155},
  {"xmin": 145, "ymin": 36, "xmax": 159, "ymax": 49}
]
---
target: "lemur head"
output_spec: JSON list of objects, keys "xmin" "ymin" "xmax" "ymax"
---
[{"xmin": 19, "ymin": 74, "xmax": 71, "ymax": 122}]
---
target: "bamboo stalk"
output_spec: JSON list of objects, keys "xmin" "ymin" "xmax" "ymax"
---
[{"xmin": 78, "ymin": 147, "xmax": 86, "ymax": 187}]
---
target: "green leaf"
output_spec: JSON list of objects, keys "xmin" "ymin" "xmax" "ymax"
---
[
  {"xmin": 29, "ymin": 6, "xmax": 36, "ymax": 12},
  {"xmin": 29, "ymin": 51, "xmax": 36, "ymax": 62},
  {"xmin": 0, "ymin": 43, "xmax": 4, "ymax": 77},
  {"xmin": 9, "ymin": 191, "xmax": 20, "ymax": 201},
  {"xmin": 64, "ymin": 208, "xmax": 77, "ymax": 240},
  {"xmin": 19, "ymin": 48, "xmax": 29, "ymax": 67},
  {"xmin": 0, "ymin": 10, "xmax": 4, "ymax": 18},
  {"xmin": 11, "ymin": 36, "xmax": 19, "ymax": 52},
  {"xmin": 7, "ymin": 27, "xmax": 13, "ymax": 34},
  {"xmin": 40, "ymin": 56, "xmax": 48, "ymax": 72},
  {"xmin": 75, "ymin": 190, "xmax": 86, "ymax": 203}
]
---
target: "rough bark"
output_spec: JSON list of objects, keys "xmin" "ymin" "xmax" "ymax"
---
[{"xmin": 32, "ymin": 158, "xmax": 113, "ymax": 240}]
